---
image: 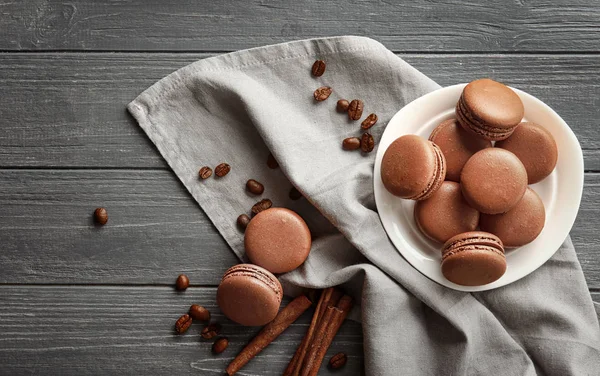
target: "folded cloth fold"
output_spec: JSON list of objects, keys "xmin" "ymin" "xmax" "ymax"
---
[{"xmin": 128, "ymin": 36, "xmax": 600, "ymax": 375}]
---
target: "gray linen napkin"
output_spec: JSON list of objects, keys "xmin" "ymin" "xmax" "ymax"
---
[{"xmin": 128, "ymin": 36, "xmax": 600, "ymax": 375}]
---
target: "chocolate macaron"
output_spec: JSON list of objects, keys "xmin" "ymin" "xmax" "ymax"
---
[
  {"xmin": 496, "ymin": 122, "xmax": 558, "ymax": 184},
  {"xmin": 245, "ymin": 208, "xmax": 311, "ymax": 274},
  {"xmin": 480, "ymin": 187, "xmax": 546, "ymax": 247},
  {"xmin": 381, "ymin": 135, "xmax": 446, "ymax": 200},
  {"xmin": 217, "ymin": 264, "xmax": 283, "ymax": 326},
  {"xmin": 414, "ymin": 181, "xmax": 479, "ymax": 243},
  {"xmin": 456, "ymin": 78, "xmax": 524, "ymax": 141},
  {"xmin": 461, "ymin": 148, "xmax": 528, "ymax": 214},
  {"xmin": 429, "ymin": 119, "xmax": 492, "ymax": 182},
  {"xmin": 441, "ymin": 231, "xmax": 506, "ymax": 286}
]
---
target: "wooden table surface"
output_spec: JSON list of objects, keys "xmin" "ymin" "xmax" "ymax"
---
[{"xmin": 1, "ymin": 1, "xmax": 599, "ymax": 375}]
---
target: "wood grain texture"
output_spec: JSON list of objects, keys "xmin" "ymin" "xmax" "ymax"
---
[
  {"xmin": 0, "ymin": 286, "xmax": 363, "ymax": 375},
  {"xmin": 1, "ymin": 169, "xmax": 599, "ymax": 289},
  {"xmin": 0, "ymin": 0, "xmax": 599, "ymax": 52},
  {"xmin": 0, "ymin": 53, "xmax": 598, "ymax": 169}
]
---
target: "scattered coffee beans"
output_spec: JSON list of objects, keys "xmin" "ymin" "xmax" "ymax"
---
[
  {"xmin": 361, "ymin": 113, "xmax": 378, "ymax": 130},
  {"xmin": 342, "ymin": 137, "xmax": 361, "ymax": 150},
  {"xmin": 267, "ymin": 153, "xmax": 279, "ymax": 169},
  {"xmin": 289, "ymin": 187, "xmax": 302, "ymax": 200},
  {"xmin": 201, "ymin": 322, "xmax": 221, "ymax": 339},
  {"xmin": 198, "ymin": 166, "xmax": 212, "ymax": 179},
  {"xmin": 361, "ymin": 132, "xmax": 375, "ymax": 153},
  {"xmin": 215, "ymin": 163, "xmax": 231, "ymax": 177},
  {"xmin": 189, "ymin": 304, "xmax": 211, "ymax": 321},
  {"xmin": 212, "ymin": 337, "xmax": 229, "ymax": 354},
  {"xmin": 329, "ymin": 352, "xmax": 348, "ymax": 369},
  {"xmin": 314, "ymin": 86, "xmax": 332, "ymax": 101},
  {"xmin": 251, "ymin": 199, "xmax": 273, "ymax": 216},
  {"xmin": 174, "ymin": 314, "xmax": 192, "ymax": 334},
  {"xmin": 237, "ymin": 214, "xmax": 251, "ymax": 230},
  {"xmin": 246, "ymin": 179, "xmax": 264, "ymax": 195},
  {"xmin": 337, "ymin": 99, "xmax": 350, "ymax": 112},
  {"xmin": 94, "ymin": 207, "xmax": 108, "ymax": 225},
  {"xmin": 348, "ymin": 99, "xmax": 364, "ymax": 121},
  {"xmin": 311, "ymin": 60, "xmax": 326, "ymax": 77},
  {"xmin": 175, "ymin": 274, "xmax": 190, "ymax": 291}
]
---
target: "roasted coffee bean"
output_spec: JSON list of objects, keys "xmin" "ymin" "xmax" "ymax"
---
[
  {"xmin": 251, "ymin": 199, "xmax": 273, "ymax": 216},
  {"xmin": 94, "ymin": 207, "xmax": 108, "ymax": 225},
  {"xmin": 314, "ymin": 86, "xmax": 332, "ymax": 101},
  {"xmin": 174, "ymin": 314, "xmax": 192, "ymax": 334},
  {"xmin": 212, "ymin": 337, "xmax": 229, "ymax": 354},
  {"xmin": 361, "ymin": 113, "xmax": 378, "ymax": 130},
  {"xmin": 348, "ymin": 99, "xmax": 364, "ymax": 120},
  {"xmin": 329, "ymin": 352, "xmax": 348, "ymax": 369},
  {"xmin": 198, "ymin": 166, "xmax": 212, "ymax": 179},
  {"xmin": 342, "ymin": 137, "xmax": 361, "ymax": 150},
  {"xmin": 289, "ymin": 187, "xmax": 302, "ymax": 200},
  {"xmin": 237, "ymin": 214, "xmax": 251, "ymax": 230},
  {"xmin": 189, "ymin": 304, "xmax": 211, "ymax": 321},
  {"xmin": 311, "ymin": 60, "xmax": 326, "ymax": 77},
  {"xmin": 201, "ymin": 322, "xmax": 221, "ymax": 339},
  {"xmin": 214, "ymin": 163, "xmax": 231, "ymax": 177},
  {"xmin": 267, "ymin": 153, "xmax": 279, "ymax": 169},
  {"xmin": 246, "ymin": 179, "xmax": 264, "ymax": 195},
  {"xmin": 361, "ymin": 132, "xmax": 375, "ymax": 153},
  {"xmin": 336, "ymin": 99, "xmax": 350, "ymax": 113},
  {"xmin": 176, "ymin": 274, "xmax": 190, "ymax": 291}
]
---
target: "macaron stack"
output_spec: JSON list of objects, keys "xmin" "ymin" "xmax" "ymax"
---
[{"xmin": 381, "ymin": 78, "xmax": 558, "ymax": 286}]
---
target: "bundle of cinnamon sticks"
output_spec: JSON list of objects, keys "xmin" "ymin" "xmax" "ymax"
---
[{"xmin": 225, "ymin": 287, "xmax": 353, "ymax": 376}]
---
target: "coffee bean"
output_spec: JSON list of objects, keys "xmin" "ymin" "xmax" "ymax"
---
[
  {"xmin": 174, "ymin": 314, "xmax": 192, "ymax": 334},
  {"xmin": 348, "ymin": 99, "xmax": 364, "ymax": 121},
  {"xmin": 361, "ymin": 132, "xmax": 375, "ymax": 153},
  {"xmin": 342, "ymin": 137, "xmax": 361, "ymax": 150},
  {"xmin": 314, "ymin": 86, "xmax": 332, "ymax": 101},
  {"xmin": 94, "ymin": 207, "xmax": 108, "ymax": 225},
  {"xmin": 329, "ymin": 352, "xmax": 347, "ymax": 369},
  {"xmin": 237, "ymin": 214, "xmax": 251, "ymax": 230},
  {"xmin": 267, "ymin": 153, "xmax": 279, "ymax": 169},
  {"xmin": 311, "ymin": 60, "xmax": 326, "ymax": 77},
  {"xmin": 361, "ymin": 113, "xmax": 378, "ymax": 130},
  {"xmin": 251, "ymin": 199, "xmax": 272, "ymax": 216},
  {"xmin": 198, "ymin": 166, "xmax": 212, "ymax": 179},
  {"xmin": 189, "ymin": 304, "xmax": 211, "ymax": 321},
  {"xmin": 289, "ymin": 187, "xmax": 302, "ymax": 200},
  {"xmin": 176, "ymin": 274, "xmax": 190, "ymax": 291},
  {"xmin": 337, "ymin": 99, "xmax": 350, "ymax": 113},
  {"xmin": 201, "ymin": 322, "xmax": 221, "ymax": 339},
  {"xmin": 246, "ymin": 179, "xmax": 264, "ymax": 195},
  {"xmin": 212, "ymin": 337, "xmax": 229, "ymax": 354},
  {"xmin": 214, "ymin": 163, "xmax": 231, "ymax": 177}
]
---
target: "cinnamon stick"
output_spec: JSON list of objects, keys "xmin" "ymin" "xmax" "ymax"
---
[
  {"xmin": 283, "ymin": 288, "xmax": 342, "ymax": 376},
  {"xmin": 300, "ymin": 295, "xmax": 353, "ymax": 376},
  {"xmin": 225, "ymin": 295, "xmax": 312, "ymax": 376}
]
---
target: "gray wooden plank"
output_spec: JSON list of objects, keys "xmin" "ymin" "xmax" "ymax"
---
[
  {"xmin": 0, "ymin": 0, "xmax": 599, "ymax": 52},
  {"xmin": 1, "ymin": 169, "xmax": 599, "ymax": 288},
  {"xmin": 0, "ymin": 53, "xmax": 598, "ymax": 169},
  {"xmin": 0, "ymin": 286, "xmax": 363, "ymax": 376}
]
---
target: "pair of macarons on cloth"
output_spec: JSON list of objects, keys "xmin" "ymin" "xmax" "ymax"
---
[
  {"xmin": 381, "ymin": 78, "xmax": 558, "ymax": 286},
  {"xmin": 218, "ymin": 207, "xmax": 312, "ymax": 326}
]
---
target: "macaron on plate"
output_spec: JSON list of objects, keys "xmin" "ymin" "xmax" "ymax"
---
[{"xmin": 373, "ymin": 83, "xmax": 584, "ymax": 292}]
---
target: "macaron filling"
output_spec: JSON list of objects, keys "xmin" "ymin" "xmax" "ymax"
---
[
  {"xmin": 221, "ymin": 265, "xmax": 282, "ymax": 296},
  {"xmin": 409, "ymin": 142, "xmax": 446, "ymax": 200},
  {"xmin": 456, "ymin": 95, "xmax": 517, "ymax": 140}
]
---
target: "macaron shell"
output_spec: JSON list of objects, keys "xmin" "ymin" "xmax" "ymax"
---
[
  {"xmin": 462, "ymin": 78, "xmax": 524, "ymax": 129},
  {"xmin": 441, "ymin": 246, "xmax": 507, "ymax": 286},
  {"xmin": 217, "ymin": 264, "xmax": 282, "ymax": 326},
  {"xmin": 429, "ymin": 119, "xmax": 492, "ymax": 181},
  {"xmin": 414, "ymin": 181, "xmax": 479, "ymax": 243},
  {"xmin": 415, "ymin": 142, "xmax": 446, "ymax": 201},
  {"xmin": 245, "ymin": 208, "xmax": 311, "ymax": 274},
  {"xmin": 442, "ymin": 231, "xmax": 504, "ymax": 257},
  {"xmin": 495, "ymin": 122, "xmax": 558, "ymax": 184},
  {"xmin": 460, "ymin": 148, "xmax": 528, "ymax": 214},
  {"xmin": 480, "ymin": 188, "xmax": 546, "ymax": 247}
]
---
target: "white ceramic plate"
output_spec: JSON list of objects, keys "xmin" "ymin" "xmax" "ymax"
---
[{"xmin": 373, "ymin": 84, "xmax": 584, "ymax": 292}]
